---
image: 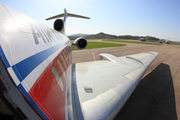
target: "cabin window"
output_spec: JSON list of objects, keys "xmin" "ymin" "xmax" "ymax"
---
[
  {"xmin": 66, "ymin": 47, "xmax": 69, "ymax": 55},
  {"xmin": 51, "ymin": 66, "xmax": 64, "ymax": 91},
  {"xmin": 61, "ymin": 54, "xmax": 67, "ymax": 69},
  {"xmin": 64, "ymin": 50, "xmax": 68, "ymax": 59},
  {"xmin": 63, "ymin": 52, "xmax": 68, "ymax": 62},
  {"xmin": 57, "ymin": 59, "xmax": 66, "ymax": 77},
  {"xmin": 66, "ymin": 49, "xmax": 70, "ymax": 58},
  {"xmin": 64, "ymin": 49, "xmax": 67, "ymax": 56}
]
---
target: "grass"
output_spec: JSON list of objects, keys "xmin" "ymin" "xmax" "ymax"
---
[
  {"xmin": 170, "ymin": 42, "xmax": 180, "ymax": 45},
  {"xmin": 103, "ymin": 40, "xmax": 163, "ymax": 45},
  {"xmin": 72, "ymin": 42, "xmax": 126, "ymax": 51}
]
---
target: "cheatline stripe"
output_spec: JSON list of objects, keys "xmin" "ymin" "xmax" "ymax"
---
[
  {"xmin": 0, "ymin": 43, "xmax": 71, "ymax": 119},
  {"xmin": 18, "ymin": 83, "xmax": 49, "ymax": 120},
  {"xmin": 0, "ymin": 45, "xmax": 50, "ymax": 119},
  {"xmin": 12, "ymin": 44, "xmax": 63, "ymax": 82}
]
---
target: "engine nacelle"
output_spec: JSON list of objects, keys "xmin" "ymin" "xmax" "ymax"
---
[
  {"xmin": 54, "ymin": 19, "xmax": 64, "ymax": 32},
  {"xmin": 72, "ymin": 37, "xmax": 87, "ymax": 50}
]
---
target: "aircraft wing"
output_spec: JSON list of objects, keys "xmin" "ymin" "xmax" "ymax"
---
[{"xmin": 73, "ymin": 52, "xmax": 158, "ymax": 120}]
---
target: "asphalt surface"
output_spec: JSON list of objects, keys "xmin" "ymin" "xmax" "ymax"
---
[{"xmin": 72, "ymin": 41, "xmax": 180, "ymax": 120}]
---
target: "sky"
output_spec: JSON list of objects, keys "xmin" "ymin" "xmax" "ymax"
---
[{"xmin": 1, "ymin": 0, "xmax": 180, "ymax": 41}]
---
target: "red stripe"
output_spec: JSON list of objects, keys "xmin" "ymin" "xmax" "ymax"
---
[{"xmin": 29, "ymin": 46, "xmax": 71, "ymax": 120}]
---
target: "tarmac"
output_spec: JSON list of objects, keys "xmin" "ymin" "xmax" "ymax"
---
[{"xmin": 72, "ymin": 40, "xmax": 180, "ymax": 120}]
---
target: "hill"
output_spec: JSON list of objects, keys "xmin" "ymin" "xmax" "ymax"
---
[
  {"xmin": 68, "ymin": 32, "xmax": 160, "ymax": 40},
  {"xmin": 85, "ymin": 32, "xmax": 160, "ymax": 40}
]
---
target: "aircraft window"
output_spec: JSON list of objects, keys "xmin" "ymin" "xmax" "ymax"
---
[
  {"xmin": 66, "ymin": 49, "xmax": 69, "ymax": 56},
  {"xmin": 64, "ymin": 49, "xmax": 67, "ymax": 55},
  {"xmin": 66, "ymin": 47, "xmax": 70, "ymax": 54},
  {"xmin": 67, "ymin": 48, "xmax": 69, "ymax": 54},
  {"xmin": 66, "ymin": 48, "xmax": 69, "ymax": 53},
  {"xmin": 63, "ymin": 52, "xmax": 68, "ymax": 61},
  {"xmin": 61, "ymin": 54, "xmax": 67, "ymax": 69},
  {"xmin": 66, "ymin": 49, "xmax": 70, "ymax": 58},
  {"xmin": 57, "ymin": 59, "xmax": 66, "ymax": 77},
  {"xmin": 51, "ymin": 66, "xmax": 64, "ymax": 91}
]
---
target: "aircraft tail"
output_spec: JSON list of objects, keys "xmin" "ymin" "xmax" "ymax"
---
[
  {"xmin": 46, "ymin": 9, "xmax": 90, "ymax": 21},
  {"xmin": 46, "ymin": 9, "xmax": 89, "ymax": 33}
]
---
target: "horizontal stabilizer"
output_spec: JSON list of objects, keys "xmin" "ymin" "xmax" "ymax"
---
[{"xmin": 46, "ymin": 9, "xmax": 90, "ymax": 20}]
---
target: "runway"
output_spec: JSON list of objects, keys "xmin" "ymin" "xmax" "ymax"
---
[{"xmin": 72, "ymin": 41, "xmax": 180, "ymax": 120}]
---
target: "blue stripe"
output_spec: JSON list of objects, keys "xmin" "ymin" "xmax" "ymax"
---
[
  {"xmin": 12, "ymin": 44, "xmax": 61, "ymax": 82},
  {"xmin": 0, "ymin": 45, "xmax": 10, "ymax": 68},
  {"xmin": 18, "ymin": 84, "xmax": 49, "ymax": 120}
]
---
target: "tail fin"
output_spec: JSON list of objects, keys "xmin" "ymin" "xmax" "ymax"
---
[
  {"xmin": 46, "ymin": 9, "xmax": 89, "ymax": 33},
  {"xmin": 46, "ymin": 9, "xmax": 90, "ymax": 21}
]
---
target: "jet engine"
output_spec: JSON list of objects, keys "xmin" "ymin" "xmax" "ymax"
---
[
  {"xmin": 72, "ymin": 37, "xmax": 87, "ymax": 50},
  {"xmin": 54, "ymin": 19, "xmax": 64, "ymax": 32}
]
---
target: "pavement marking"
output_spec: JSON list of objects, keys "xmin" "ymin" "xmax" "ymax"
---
[{"xmin": 91, "ymin": 53, "xmax": 96, "ymax": 61}]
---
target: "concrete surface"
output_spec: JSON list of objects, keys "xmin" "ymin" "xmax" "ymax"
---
[{"xmin": 72, "ymin": 41, "xmax": 180, "ymax": 120}]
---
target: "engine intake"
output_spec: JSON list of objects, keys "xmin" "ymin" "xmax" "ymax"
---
[
  {"xmin": 54, "ymin": 19, "xmax": 64, "ymax": 32},
  {"xmin": 72, "ymin": 37, "xmax": 87, "ymax": 50}
]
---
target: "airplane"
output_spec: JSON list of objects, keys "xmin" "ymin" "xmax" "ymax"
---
[
  {"xmin": 0, "ymin": 2, "xmax": 158, "ymax": 120},
  {"xmin": 166, "ymin": 40, "xmax": 170, "ymax": 44},
  {"xmin": 139, "ymin": 37, "xmax": 148, "ymax": 42}
]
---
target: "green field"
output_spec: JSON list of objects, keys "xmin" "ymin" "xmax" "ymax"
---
[
  {"xmin": 103, "ymin": 40, "xmax": 162, "ymax": 45},
  {"xmin": 170, "ymin": 42, "xmax": 180, "ymax": 45},
  {"xmin": 72, "ymin": 42, "xmax": 126, "ymax": 51}
]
